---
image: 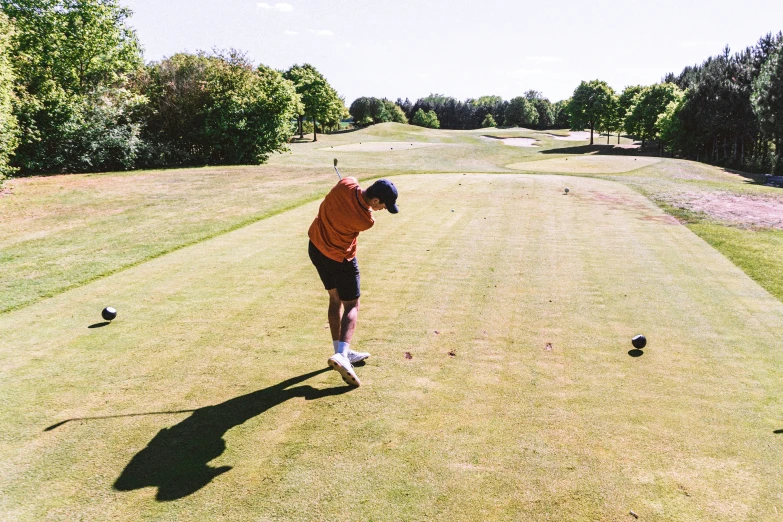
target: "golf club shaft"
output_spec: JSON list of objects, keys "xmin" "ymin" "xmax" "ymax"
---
[{"xmin": 334, "ymin": 166, "xmax": 341, "ymax": 180}]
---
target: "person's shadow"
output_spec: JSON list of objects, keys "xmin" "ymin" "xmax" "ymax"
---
[{"xmin": 113, "ymin": 368, "xmax": 351, "ymax": 501}]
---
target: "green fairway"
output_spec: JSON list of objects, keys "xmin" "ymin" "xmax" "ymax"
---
[
  {"xmin": 2, "ymin": 170, "xmax": 783, "ymax": 520},
  {"xmin": 508, "ymin": 155, "xmax": 662, "ymax": 174}
]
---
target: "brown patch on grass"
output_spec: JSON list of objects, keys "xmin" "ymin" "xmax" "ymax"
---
[
  {"xmin": 591, "ymin": 191, "xmax": 681, "ymax": 225},
  {"xmin": 592, "ymin": 192, "xmax": 634, "ymax": 204},
  {"xmin": 663, "ymin": 191, "xmax": 783, "ymax": 229}
]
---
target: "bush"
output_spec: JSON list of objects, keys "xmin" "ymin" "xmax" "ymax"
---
[
  {"xmin": 481, "ymin": 113, "xmax": 496, "ymax": 128},
  {"xmin": 140, "ymin": 51, "xmax": 299, "ymax": 167},
  {"xmin": 350, "ymin": 96, "xmax": 408, "ymax": 125},
  {"xmin": 0, "ymin": 11, "xmax": 19, "ymax": 182},
  {"xmin": 411, "ymin": 108, "xmax": 440, "ymax": 129},
  {"xmin": 68, "ymin": 88, "xmax": 147, "ymax": 172},
  {"xmin": 4, "ymin": 0, "xmax": 145, "ymax": 174},
  {"xmin": 504, "ymin": 97, "xmax": 538, "ymax": 127},
  {"xmin": 12, "ymin": 85, "xmax": 147, "ymax": 173}
]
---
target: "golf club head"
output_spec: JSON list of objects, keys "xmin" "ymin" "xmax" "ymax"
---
[{"xmin": 333, "ymin": 158, "xmax": 341, "ymax": 180}]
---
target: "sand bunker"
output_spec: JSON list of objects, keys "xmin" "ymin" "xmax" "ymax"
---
[
  {"xmin": 319, "ymin": 142, "xmax": 438, "ymax": 152},
  {"xmin": 507, "ymin": 155, "xmax": 661, "ymax": 174},
  {"xmin": 482, "ymin": 136, "xmax": 539, "ymax": 147}
]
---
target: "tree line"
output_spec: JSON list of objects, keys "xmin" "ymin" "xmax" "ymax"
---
[
  {"xmin": 663, "ymin": 33, "xmax": 783, "ymax": 173},
  {"xmin": 350, "ymin": 93, "xmax": 569, "ymax": 132},
  {"xmin": 560, "ymin": 32, "xmax": 783, "ymax": 174},
  {"xmin": 0, "ymin": 0, "xmax": 345, "ymax": 182},
  {"xmin": 1, "ymin": 2, "xmax": 781, "ymax": 181},
  {"xmin": 350, "ymin": 32, "xmax": 782, "ymax": 175}
]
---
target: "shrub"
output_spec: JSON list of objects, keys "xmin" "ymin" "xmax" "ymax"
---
[
  {"xmin": 0, "ymin": 11, "xmax": 19, "ymax": 182},
  {"xmin": 481, "ymin": 113, "xmax": 496, "ymax": 128},
  {"xmin": 411, "ymin": 108, "xmax": 440, "ymax": 129},
  {"xmin": 140, "ymin": 50, "xmax": 299, "ymax": 166}
]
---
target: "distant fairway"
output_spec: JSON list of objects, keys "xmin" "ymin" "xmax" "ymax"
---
[
  {"xmin": 2, "ymin": 169, "xmax": 783, "ymax": 520},
  {"xmin": 319, "ymin": 141, "xmax": 439, "ymax": 151},
  {"xmin": 508, "ymin": 155, "xmax": 661, "ymax": 174}
]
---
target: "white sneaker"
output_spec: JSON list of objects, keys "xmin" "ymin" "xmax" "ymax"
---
[
  {"xmin": 328, "ymin": 353, "xmax": 361, "ymax": 386},
  {"xmin": 346, "ymin": 349, "xmax": 370, "ymax": 364}
]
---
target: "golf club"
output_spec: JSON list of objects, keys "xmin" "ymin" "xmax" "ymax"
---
[{"xmin": 333, "ymin": 158, "xmax": 341, "ymax": 180}]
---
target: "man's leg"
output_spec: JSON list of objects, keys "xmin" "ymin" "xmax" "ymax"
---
[
  {"xmin": 339, "ymin": 298, "xmax": 359, "ymax": 343},
  {"xmin": 329, "ymin": 293, "xmax": 359, "ymax": 354},
  {"xmin": 327, "ymin": 296, "xmax": 361, "ymax": 386},
  {"xmin": 335, "ymin": 297, "xmax": 369, "ymax": 365},
  {"xmin": 327, "ymin": 288, "xmax": 343, "ymax": 345},
  {"xmin": 326, "ymin": 292, "xmax": 365, "ymax": 386}
]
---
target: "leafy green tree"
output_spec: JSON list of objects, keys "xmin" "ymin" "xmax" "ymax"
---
[
  {"xmin": 283, "ymin": 64, "xmax": 314, "ymax": 138},
  {"xmin": 411, "ymin": 108, "xmax": 439, "ymax": 129},
  {"xmin": 395, "ymin": 97, "xmax": 412, "ymax": 119},
  {"xmin": 656, "ymin": 90, "xmax": 687, "ymax": 156},
  {"xmin": 525, "ymin": 90, "xmax": 554, "ymax": 129},
  {"xmin": 2, "ymin": 0, "xmax": 142, "ymax": 95},
  {"xmin": 0, "ymin": 11, "xmax": 19, "ymax": 181},
  {"xmin": 141, "ymin": 51, "xmax": 298, "ymax": 166},
  {"xmin": 504, "ymin": 96, "xmax": 538, "ymax": 127},
  {"xmin": 410, "ymin": 94, "xmax": 465, "ymax": 129},
  {"xmin": 367, "ymin": 97, "xmax": 388, "ymax": 123},
  {"xmin": 350, "ymin": 97, "xmax": 407, "ymax": 125},
  {"xmin": 282, "ymin": 64, "xmax": 310, "ymax": 137},
  {"xmin": 566, "ymin": 80, "xmax": 615, "ymax": 144},
  {"xmin": 2, "ymin": 0, "xmax": 145, "ymax": 173},
  {"xmin": 204, "ymin": 53, "xmax": 299, "ymax": 162},
  {"xmin": 624, "ymin": 83, "xmax": 682, "ymax": 149},
  {"xmin": 474, "ymin": 95, "xmax": 504, "ymax": 107},
  {"xmin": 615, "ymin": 85, "xmax": 643, "ymax": 144},
  {"xmin": 668, "ymin": 40, "xmax": 772, "ymax": 168},
  {"xmin": 596, "ymin": 93, "xmax": 619, "ymax": 144},
  {"xmin": 552, "ymin": 99, "xmax": 570, "ymax": 128},
  {"xmin": 473, "ymin": 95, "xmax": 504, "ymax": 128},
  {"xmin": 752, "ymin": 45, "xmax": 783, "ymax": 173},
  {"xmin": 283, "ymin": 63, "xmax": 340, "ymax": 142},
  {"xmin": 349, "ymin": 96, "xmax": 373, "ymax": 125},
  {"xmin": 618, "ymin": 86, "xmax": 643, "ymax": 118},
  {"xmin": 320, "ymin": 95, "xmax": 347, "ymax": 133},
  {"xmin": 481, "ymin": 113, "xmax": 496, "ymax": 127},
  {"xmin": 139, "ymin": 53, "xmax": 211, "ymax": 164},
  {"xmin": 385, "ymin": 100, "xmax": 408, "ymax": 124}
]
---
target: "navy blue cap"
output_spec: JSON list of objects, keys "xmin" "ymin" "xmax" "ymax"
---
[{"xmin": 373, "ymin": 179, "xmax": 399, "ymax": 214}]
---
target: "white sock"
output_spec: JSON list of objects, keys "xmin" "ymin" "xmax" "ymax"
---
[
  {"xmin": 337, "ymin": 341, "xmax": 350, "ymax": 355},
  {"xmin": 333, "ymin": 340, "xmax": 339, "ymax": 353}
]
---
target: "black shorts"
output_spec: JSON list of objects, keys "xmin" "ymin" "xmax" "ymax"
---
[{"xmin": 308, "ymin": 241, "xmax": 361, "ymax": 301}]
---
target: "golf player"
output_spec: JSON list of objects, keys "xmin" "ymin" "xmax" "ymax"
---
[{"xmin": 308, "ymin": 177, "xmax": 399, "ymax": 386}]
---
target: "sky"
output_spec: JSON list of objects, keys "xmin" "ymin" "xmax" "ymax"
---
[{"xmin": 122, "ymin": 0, "xmax": 783, "ymax": 105}]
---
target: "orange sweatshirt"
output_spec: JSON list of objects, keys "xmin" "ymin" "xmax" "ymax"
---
[{"xmin": 308, "ymin": 177, "xmax": 374, "ymax": 262}]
